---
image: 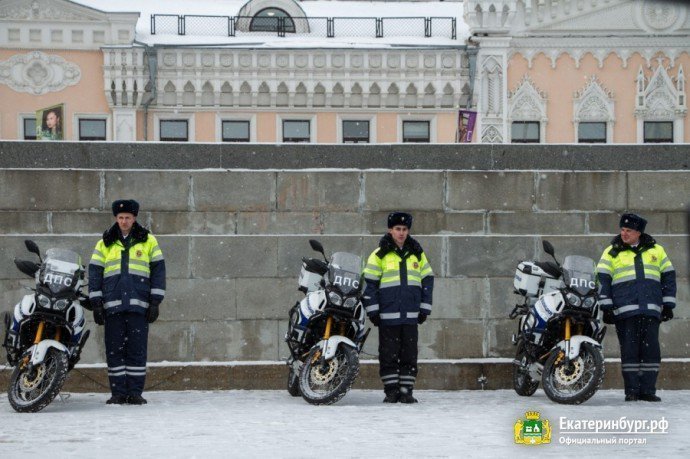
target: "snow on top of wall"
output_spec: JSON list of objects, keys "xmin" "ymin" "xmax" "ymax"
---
[{"xmin": 70, "ymin": 0, "xmax": 469, "ymax": 48}]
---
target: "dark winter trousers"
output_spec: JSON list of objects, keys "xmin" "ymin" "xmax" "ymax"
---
[
  {"xmin": 615, "ymin": 315, "xmax": 660, "ymax": 396},
  {"xmin": 378, "ymin": 324, "xmax": 419, "ymax": 393},
  {"xmin": 104, "ymin": 311, "xmax": 149, "ymax": 397}
]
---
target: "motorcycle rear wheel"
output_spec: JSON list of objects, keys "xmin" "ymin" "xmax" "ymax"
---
[
  {"xmin": 541, "ymin": 342, "xmax": 604, "ymax": 405},
  {"xmin": 287, "ymin": 366, "xmax": 301, "ymax": 397},
  {"xmin": 8, "ymin": 349, "xmax": 69, "ymax": 413},
  {"xmin": 299, "ymin": 345, "xmax": 359, "ymax": 405},
  {"xmin": 512, "ymin": 340, "xmax": 539, "ymax": 396}
]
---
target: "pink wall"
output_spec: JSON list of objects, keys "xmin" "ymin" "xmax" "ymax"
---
[
  {"xmin": 0, "ymin": 50, "xmax": 109, "ymax": 140},
  {"xmin": 508, "ymin": 51, "xmax": 690, "ymax": 143}
]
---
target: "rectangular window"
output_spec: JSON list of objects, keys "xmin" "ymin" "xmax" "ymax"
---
[
  {"xmin": 578, "ymin": 122, "xmax": 607, "ymax": 143},
  {"xmin": 283, "ymin": 120, "xmax": 310, "ymax": 143},
  {"xmin": 644, "ymin": 121, "xmax": 673, "ymax": 143},
  {"xmin": 79, "ymin": 119, "xmax": 107, "ymax": 141},
  {"xmin": 160, "ymin": 120, "xmax": 189, "ymax": 142},
  {"xmin": 402, "ymin": 121, "xmax": 430, "ymax": 143},
  {"xmin": 23, "ymin": 118, "xmax": 37, "ymax": 140},
  {"xmin": 511, "ymin": 121, "xmax": 540, "ymax": 143},
  {"xmin": 222, "ymin": 120, "xmax": 250, "ymax": 142},
  {"xmin": 342, "ymin": 120, "xmax": 370, "ymax": 143}
]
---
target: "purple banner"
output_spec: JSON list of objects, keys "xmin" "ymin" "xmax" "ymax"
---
[{"xmin": 458, "ymin": 110, "xmax": 477, "ymax": 143}]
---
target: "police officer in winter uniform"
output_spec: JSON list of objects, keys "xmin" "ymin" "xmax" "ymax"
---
[
  {"xmin": 89, "ymin": 200, "xmax": 166, "ymax": 405},
  {"xmin": 596, "ymin": 213, "xmax": 676, "ymax": 402},
  {"xmin": 363, "ymin": 212, "xmax": 434, "ymax": 403}
]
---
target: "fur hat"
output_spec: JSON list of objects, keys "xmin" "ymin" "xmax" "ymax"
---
[
  {"xmin": 619, "ymin": 213, "xmax": 646, "ymax": 233},
  {"xmin": 387, "ymin": 211, "xmax": 413, "ymax": 229},
  {"xmin": 112, "ymin": 199, "xmax": 140, "ymax": 217}
]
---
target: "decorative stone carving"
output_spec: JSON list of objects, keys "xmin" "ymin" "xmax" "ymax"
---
[
  {"xmin": 0, "ymin": 51, "xmax": 80, "ymax": 95},
  {"xmin": 482, "ymin": 124, "xmax": 503, "ymax": 143},
  {"xmin": 636, "ymin": 62, "xmax": 686, "ymax": 119},
  {"xmin": 509, "ymin": 76, "xmax": 547, "ymax": 122},
  {"xmin": 573, "ymin": 76, "xmax": 615, "ymax": 122},
  {"xmin": 0, "ymin": 0, "xmax": 100, "ymax": 21}
]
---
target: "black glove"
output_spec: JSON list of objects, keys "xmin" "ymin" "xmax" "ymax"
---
[
  {"xmin": 602, "ymin": 309, "xmax": 615, "ymax": 325},
  {"xmin": 661, "ymin": 307, "xmax": 674, "ymax": 322},
  {"xmin": 369, "ymin": 315, "xmax": 381, "ymax": 327},
  {"xmin": 418, "ymin": 313, "xmax": 427, "ymax": 325},
  {"xmin": 92, "ymin": 299, "xmax": 105, "ymax": 326},
  {"xmin": 147, "ymin": 301, "xmax": 160, "ymax": 324}
]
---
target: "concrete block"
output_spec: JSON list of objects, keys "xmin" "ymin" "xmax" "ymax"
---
[
  {"xmin": 235, "ymin": 277, "xmax": 297, "ymax": 320},
  {"xmin": 0, "ymin": 211, "xmax": 48, "ymax": 234},
  {"xmin": 192, "ymin": 171, "xmax": 275, "ymax": 212},
  {"xmin": 487, "ymin": 318, "xmax": 518, "ymax": 357},
  {"xmin": 150, "ymin": 211, "xmax": 236, "ymax": 235},
  {"xmin": 590, "ymin": 211, "xmax": 689, "ymax": 236},
  {"xmin": 51, "ymin": 212, "xmax": 112, "ymax": 234},
  {"xmin": 659, "ymin": 319, "xmax": 690, "ymax": 358},
  {"xmin": 366, "ymin": 211, "xmax": 485, "ymax": 235},
  {"xmin": 276, "ymin": 172, "xmax": 360, "ymax": 211},
  {"xmin": 0, "ymin": 279, "xmax": 26, "ymax": 312},
  {"xmin": 321, "ymin": 212, "xmax": 366, "ymax": 234},
  {"xmin": 536, "ymin": 235, "xmax": 612, "ymax": 264},
  {"xmin": 433, "ymin": 278, "xmax": 486, "ymax": 319},
  {"xmin": 448, "ymin": 171, "xmax": 534, "ymax": 211},
  {"xmin": 156, "ymin": 236, "xmax": 191, "ymax": 279},
  {"xmin": 673, "ymin": 279, "xmax": 689, "ymax": 319},
  {"xmin": 237, "ymin": 212, "xmax": 321, "ymax": 235},
  {"xmin": 488, "ymin": 277, "xmax": 520, "ymax": 319},
  {"xmin": 419, "ymin": 319, "xmax": 484, "ymax": 358},
  {"xmin": 654, "ymin": 236, "xmax": 689, "ymax": 278},
  {"xmin": 489, "ymin": 212, "xmax": 586, "ymax": 235},
  {"xmin": 104, "ymin": 171, "xmax": 190, "ymax": 211},
  {"xmin": 363, "ymin": 172, "xmax": 444, "ymax": 211},
  {"xmin": 536, "ymin": 172, "xmax": 627, "ymax": 211},
  {"xmin": 628, "ymin": 172, "xmax": 690, "ymax": 211},
  {"xmin": 587, "ymin": 212, "xmax": 624, "ymax": 235},
  {"xmin": 0, "ymin": 170, "xmax": 100, "ymax": 211},
  {"xmin": 277, "ymin": 235, "xmax": 364, "ymax": 278},
  {"xmin": 448, "ymin": 236, "xmax": 536, "ymax": 277},
  {"xmin": 0, "ymin": 235, "xmax": 95, "ymax": 279},
  {"xmin": 164, "ymin": 278, "xmax": 237, "ymax": 321},
  {"xmin": 191, "ymin": 236, "xmax": 277, "ymax": 278}
]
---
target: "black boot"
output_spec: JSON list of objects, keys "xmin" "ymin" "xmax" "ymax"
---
[
  {"xmin": 106, "ymin": 395, "xmax": 127, "ymax": 405},
  {"xmin": 383, "ymin": 388, "xmax": 400, "ymax": 403},
  {"xmin": 398, "ymin": 387, "xmax": 418, "ymax": 404},
  {"xmin": 639, "ymin": 394, "xmax": 661, "ymax": 402},
  {"xmin": 128, "ymin": 394, "xmax": 148, "ymax": 405},
  {"xmin": 625, "ymin": 394, "xmax": 639, "ymax": 402}
]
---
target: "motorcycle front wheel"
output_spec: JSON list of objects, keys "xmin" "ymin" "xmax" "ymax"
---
[
  {"xmin": 8, "ymin": 348, "xmax": 69, "ymax": 413},
  {"xmin": 298, "ymin": 345, "xmax": 359, "ymax": 405},
  {"xmin": 512, "ymin": 340, "xmax": 539, "ymax": 396},
  {"xmin": 541, "ymin": 342, "xmax": 605, "ymax": 405}
]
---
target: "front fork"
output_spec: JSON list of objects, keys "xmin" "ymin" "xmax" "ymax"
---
[{"xmin": 311, "ymin": 316, "xmax": 336, "ymax": 365}]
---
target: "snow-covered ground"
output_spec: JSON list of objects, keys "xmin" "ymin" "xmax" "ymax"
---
[{"xmin": 0, "ymin": 389, "xmax": 687, "ymax": 458}]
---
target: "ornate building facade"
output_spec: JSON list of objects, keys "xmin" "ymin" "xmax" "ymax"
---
[{"xmin": 1, "ymin": 0, "xmax": 688, "ymax": 143}]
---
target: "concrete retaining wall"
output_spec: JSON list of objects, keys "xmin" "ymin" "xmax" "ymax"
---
[{"xmin": 0, "ymin": 142, "xmax": 688, "ymax": 390}]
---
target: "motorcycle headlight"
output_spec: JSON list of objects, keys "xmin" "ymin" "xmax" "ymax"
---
[
  {"xmin": 566, "ymin": 292, "xmax": 582, "ymax": 307},
  {"xmin": 54, "ymin": 299, "xmax": 70, "ymax": 311},
  {"xmin": 582, "ymin": 296, "xmax": 596, "ymax": 309},
  {"xmin": 37, "ymin": 294, "xmax": 51, "ymax": 308},
  {"xmin": 343, "ymin": 297, "xmax": 358, "ymax": 309},
  {"xmin": 328, "ymin": 291, "xmax": 343, "ymax": 306}
]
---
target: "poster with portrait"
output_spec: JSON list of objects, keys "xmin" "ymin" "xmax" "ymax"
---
[
  {"xmin": 36, "ymin": 103, "xmax": 64, "ymax": 140},
  {"xmin": 457, "ymin": 110, "xmax": 477, "ymax": 143}
]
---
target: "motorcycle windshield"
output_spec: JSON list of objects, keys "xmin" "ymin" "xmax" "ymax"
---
[
  {"xmin": 39, "ymin": 248, "xmax": 83, "ymax": 295},
  {"xmin": 328, "ymin": 252, "xmax": 363, "ymax": 295},
  {"xmin": 562, "ymin": 255, "xmax": 596, "ymax": 296}
]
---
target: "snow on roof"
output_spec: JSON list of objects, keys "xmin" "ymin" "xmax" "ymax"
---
[{"xmin": 70, "ymin": 0, "xmax": 469, "ymax": 48}]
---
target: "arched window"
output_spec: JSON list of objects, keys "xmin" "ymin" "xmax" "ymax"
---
[{"xmin": 250, "ymin": 8, "xmax": 295, "ymax": 33}]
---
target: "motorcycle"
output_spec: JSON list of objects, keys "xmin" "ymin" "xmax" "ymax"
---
[
  {"xmin": 2, "ymin": 240, "xmax": 90, "ymax": 413},
  {"xmin": 509, "ymin": 240, "xmax": 606, "ymax": 405},
  {"xmin": 284, "ymin": 239, "xmax": 369, "ymax": 405}
]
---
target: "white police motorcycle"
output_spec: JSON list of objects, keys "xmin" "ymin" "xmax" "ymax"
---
[
  {"xmin": 509, "ymin": 241, "xmax": 606, "ymax": 405},
  {"xmin": 285, "ymin": 240, "xmax": 369, "ymax": 405}
]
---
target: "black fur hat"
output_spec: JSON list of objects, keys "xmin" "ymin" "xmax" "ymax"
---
[
  {"xmin": 112, "ymin": 199, "xmax": 140, "ymax": 216},
  {"xmin": 620, "ymin": 213, "xmax": 646, "ymax": 233},
  {"xmin": 387, "ymin": 211, "xmax": 413, "ymax": 229}
]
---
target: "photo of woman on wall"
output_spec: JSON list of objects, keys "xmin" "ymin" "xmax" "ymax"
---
[{"xmin": 36, "ymin": 104, "xmax": 64, "ymax": 140}]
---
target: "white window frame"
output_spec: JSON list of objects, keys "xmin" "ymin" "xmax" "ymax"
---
[
  {"xmin": 154, "ymin": 113, "xmax": 195, "ymax": 142},
  {"xmin": 397, "ymin": 114, "xmax": 436, "ymax": 143},
  {"xmin": 73, "ymin": 113, "xmax": 110, "ymax": 141},
  {"xmin": 17, "ymin": 113, "xmax": 37, "ymax": 140},
  {"xmin": 337, "ymin": 114, "xmax": 377, "ymax": 144},
  {"xmin": 216, "ymin": 114, "xmax": 257, "ymax": 142},
  {"xmin": 277, "ymin": 114, "xmax": 316, "ymax": 143}
]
